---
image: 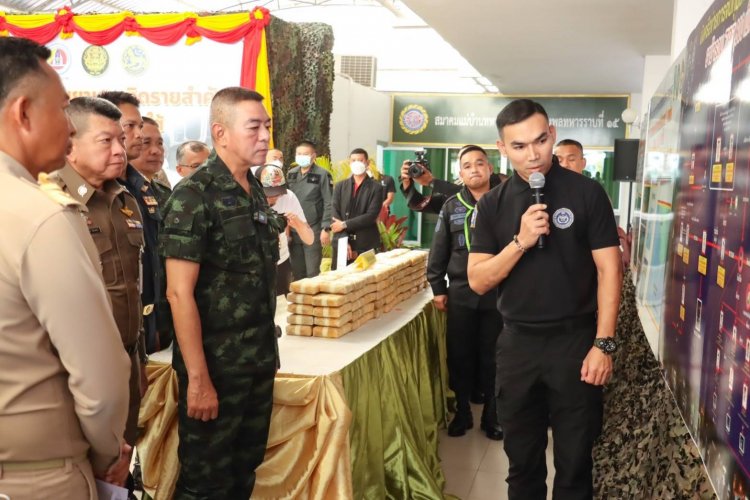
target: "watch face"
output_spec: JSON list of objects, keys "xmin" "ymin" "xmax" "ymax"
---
[{"xmin": 596, "ymin": 337, "xmax": 617, "ymax": 354}]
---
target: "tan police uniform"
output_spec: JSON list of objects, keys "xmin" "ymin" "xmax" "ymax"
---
[
  {"xmin": 50, "ymin": 164, "xmax": 145, "ymax": 445},
  {"xmin": 0, "ymin": 152, "xmax": 130, "ymax": 499}
]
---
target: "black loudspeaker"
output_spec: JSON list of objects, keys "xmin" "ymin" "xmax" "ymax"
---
[{"xmin": 613, "ymin": 139, "xmax": 640, "ymax": 181}]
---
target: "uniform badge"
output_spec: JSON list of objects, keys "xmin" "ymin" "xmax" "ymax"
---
[
  {"xmin": 307, "ymin": 174, "xmax": 320, "ymax": 184},
  {"xmin": 141, "ymin": 185, "xmax": 150, "ymax": 193},
  {"xmin": 77, "ymin": 185, "xmax": 88, "ymax": 197},
  {"xmin": 120, "ymin": 206, "xmax": 134, "ymax": 217},
  {"xmin": 143, "ymin": 196, "xmax": 158, "ymax": 206},
  {"xmin": 221, "ymin": 196, "xmax": 237, "ymax": 207},
  {"xmin": 126, "ymin": 218, "xmax": 143, "ymax": 229},
  {"xmin": 552, "ymin": 208, "xmax": 574, "ymax": 229}
]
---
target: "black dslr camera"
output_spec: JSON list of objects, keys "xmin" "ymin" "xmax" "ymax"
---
[{"xmin": 407, "ymin": 150, "xmax": 429, "ymax": 178}]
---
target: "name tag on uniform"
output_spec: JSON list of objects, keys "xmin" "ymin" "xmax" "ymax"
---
[
  {"xmin": 126, "ymin": 219, "xmax": 143, "ymax": 229},
  {"xmin": 307, "ymin": 174, "xmax": 320, "ymax": 185},
  {"xmin": 221, "ymin": 196, "xmax": 237, "ymax": 207},
  {"xmin": 254, "ymin": 211, "xmax": 268, "ymax": 224}
]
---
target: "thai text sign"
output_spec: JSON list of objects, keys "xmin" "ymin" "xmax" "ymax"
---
[{"xmin": 392, "ymin": 94, "xmax": 629, "ymax": 148}]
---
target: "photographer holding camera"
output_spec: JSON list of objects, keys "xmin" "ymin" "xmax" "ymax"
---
[{"xmin": 400, "ymin": 149, "xmax": 507, "ymax": 214}]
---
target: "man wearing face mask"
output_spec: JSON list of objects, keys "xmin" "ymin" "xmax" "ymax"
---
[
  {"xmin": 286, "ymin": 140, "xmax": 333, "ymax": 279},
  {"xmin": 330, "ymin": 148, "xmax": 383, "ymax": 269}
]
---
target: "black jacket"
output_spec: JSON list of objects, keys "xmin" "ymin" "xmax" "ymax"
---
[
  {"xmin": 332, "ymin": 176, "xmax": 383, "ymax": 266},
  {"xmin": 427, "ymin": 186, "xmax": 497, "ymax": 309},
  {"xmin": 401, "ymin": 173, "xmax": 506, "ymax": 214}
]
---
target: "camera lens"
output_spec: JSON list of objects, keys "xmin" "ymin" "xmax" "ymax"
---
[{"xmin": 407, "ymin": 163, "xmax": 424, "ymax": 178}]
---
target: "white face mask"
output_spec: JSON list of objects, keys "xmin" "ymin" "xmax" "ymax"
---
[
  {"xmin": 269, "ymin": 159, "xmax": 283, "ymax": 168},
  {"xmin": 350, "ymin": 160, "xmax": 367, "ymax": 175},
  {"xmin": 295, "ymin": 155, "xmax": 312, "ymax": 168}
]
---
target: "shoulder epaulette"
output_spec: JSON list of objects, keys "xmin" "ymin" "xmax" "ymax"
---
[{"xmin": 38, "ymin": 172, "xmax": 86, "ymax": 210}]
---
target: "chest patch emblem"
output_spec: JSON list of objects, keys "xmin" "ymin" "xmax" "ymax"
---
[{"xmin": 552, "ymin": 208, "xmax": 574, "ymax": 229}]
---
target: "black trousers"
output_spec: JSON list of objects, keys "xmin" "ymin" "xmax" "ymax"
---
[
  {"xmin": 446, "ymin": 302, "xmax": 502, "ymax": 422},
  {"xmin": 496, "ymin": 316, "xmax": 602, "ymax": 500}
]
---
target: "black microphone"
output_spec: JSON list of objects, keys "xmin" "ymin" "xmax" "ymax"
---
[{"xmin": 528, "ymin": 172, "xmax": 546, "ymax": 249}]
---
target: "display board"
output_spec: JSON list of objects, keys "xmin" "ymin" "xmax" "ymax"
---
[
  {"xmin": 391, "ymin": 94, "xmax": 628, "ymax": 148},
  {"xmin": 633, "ymin": 0, "xmax": 750, "ymax": 496}
]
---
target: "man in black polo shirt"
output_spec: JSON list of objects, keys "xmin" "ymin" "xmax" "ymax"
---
[{"xmin": 468, "ymin": 99, "xmax": 622, "ymax": 499}]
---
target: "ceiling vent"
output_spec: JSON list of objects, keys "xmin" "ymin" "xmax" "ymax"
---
[{"xmin": 339, "ymin": 55, "xmax": 377, "ymax": 88}]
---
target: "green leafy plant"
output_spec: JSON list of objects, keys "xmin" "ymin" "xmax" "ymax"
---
[{"xmin": 377, "ymin": 207, "xmax": 408, "ymax": 251}]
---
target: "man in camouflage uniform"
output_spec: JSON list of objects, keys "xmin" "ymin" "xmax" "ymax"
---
[
  {"xmin": 286, "ymin": 140, "xmax": 332, "ymax": 279},
  {"xmin": 161, "ymin": 87, "xmax": 284, "ymax": 500}
]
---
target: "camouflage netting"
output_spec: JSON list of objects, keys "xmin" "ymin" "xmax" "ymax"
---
[{"xmin": 267, "ymin": 17, "xmax": 334, "ymax": 163}]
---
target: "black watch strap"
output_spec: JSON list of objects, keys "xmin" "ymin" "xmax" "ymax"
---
[{"xmin": 594, "ymin": 337, "xmax": 618, "ymax": 354}]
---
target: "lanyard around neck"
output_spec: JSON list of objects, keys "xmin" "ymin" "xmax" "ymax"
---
[{"xmin": 456, "ymin": 192, "xmax": 475, "ymax": 251}]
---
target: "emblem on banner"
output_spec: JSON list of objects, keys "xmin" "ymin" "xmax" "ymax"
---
[
  {"xmin": 399, "ymin": 104, "xmax": 429, "ymax": 135},
  {"xmin": 552, "ymin": 208, "xmax": 574, "ymax": 229},
  {"xmin": 122, "ymin": 45, "xmax": 148, "ymax": 75},
  {"xmin": 47, "ymin": 45, "xmax": 71, "ymax": 74},
  {"xmin": 82, "ymin": 45, "xmax": 109, "ymax": 76}
]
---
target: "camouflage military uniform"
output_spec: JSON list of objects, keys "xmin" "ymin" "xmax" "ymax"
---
[
  {"xmin": 160, "ymin": 151, "xmax": 284, "ymax": 500},
  {"xmin": 151, "ymin": 177, "xmax": 172, "ymax": 208}
]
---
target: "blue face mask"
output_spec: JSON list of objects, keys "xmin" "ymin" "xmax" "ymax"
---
[{"xmin": 296, "ymin": 155, "xmax": 312, "ymax": 168}]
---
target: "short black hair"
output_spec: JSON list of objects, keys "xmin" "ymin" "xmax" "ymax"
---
[
  {"xmin": 555, "ymin": 139, "xmax": 583, "ymax": 154},
  {"xmin": 0, "ymin": 38, "xmax": 51, "ymax": 106},
  {"xmin": 458, "ymin": 144, "xmax": 488, "ymax": 162},
  {"xmin": 97, "ymin": 90, "xmax": 140, "ymax": 108},
  {"xmin": 142, "ymin": 116, "xmax": 159, "ymax": 127},
  {"xmin": 297, "ymin": 140, "xmax": 317, "ymax": 152},
  {"xmin": 496, "ymin": 99, "xmax": 549, "ymax": 137},
  {"xmin": 67, "ymin": 97, "xmax": 122, "ymax": 135},
  {"xmin": 350, "ymin": 148, "xmax": 369, "ymax": 161},
  {"xmin": 209, "ymin": 87, "xmax": 264, "ymax": 127}
]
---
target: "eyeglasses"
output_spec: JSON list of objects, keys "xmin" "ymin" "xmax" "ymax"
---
[{"xmin": 177, "ymin": 163, "xmax": 203, "ymax": 170}]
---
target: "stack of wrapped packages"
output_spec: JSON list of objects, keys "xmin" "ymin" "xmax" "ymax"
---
[{"xmin": 285, "ymin": 249, "xmax": 428, "ymax": 338}]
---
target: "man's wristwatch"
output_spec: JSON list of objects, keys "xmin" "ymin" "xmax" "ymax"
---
[{"xmin": 594, "ymin": 337, "xmax": 618, "ymax": 355}]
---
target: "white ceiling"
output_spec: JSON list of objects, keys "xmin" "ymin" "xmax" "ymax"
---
[
  {"xmin": 0, "ymin": 0, "xmax": 676, "ymax": 94},
  {"xmin": 400, "ymin": 0, "xmax": 676, "ymax": 94}
]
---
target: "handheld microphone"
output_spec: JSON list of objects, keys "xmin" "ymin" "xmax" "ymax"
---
[{"xmin": 528, "ymin": 172, "xmax": 546, "ymax": 249}]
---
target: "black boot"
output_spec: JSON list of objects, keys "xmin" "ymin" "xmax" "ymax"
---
[
  {"xmin": 481, "ymin": 400, "xmax": 503, "ymax": 440},
  {"xmin": 447, "ymin": 411, "xmax": 474, "ymax": 437}
]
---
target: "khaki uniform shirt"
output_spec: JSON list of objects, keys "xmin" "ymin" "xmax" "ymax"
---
[
  {"xmin": 51, "ymin": 165, "xmax": 145, "ymax": 350},
  {"xmin": 0, "ymin": 152, "xmax": 129, "ymax": 473},
  {"xmin": 50, "ymin": 165, "xmax": 146, "ymax": 444}
]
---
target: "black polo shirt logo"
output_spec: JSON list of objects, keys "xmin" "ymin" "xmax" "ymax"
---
[{"xmin": 552, "ymin": 208, "xmax": 574, "ymax": 229}]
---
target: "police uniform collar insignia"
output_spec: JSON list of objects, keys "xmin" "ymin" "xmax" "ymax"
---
[
  {"xmin": 77, "ymin": 184, "xmax": 88, "ymax": 197},
  {"xmin": 141, "ymin": 184, "xmax": 150, "ymax": 193}
]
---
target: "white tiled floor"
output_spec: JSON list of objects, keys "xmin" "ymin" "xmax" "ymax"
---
[{"xmin": 439, "ymin": 404, "xmax": 555, "ymax": 500}]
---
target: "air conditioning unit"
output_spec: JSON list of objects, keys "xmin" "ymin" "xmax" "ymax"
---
[{"xmin": 338, "ymin": 55, "xmax": 377, "ymax": 88}]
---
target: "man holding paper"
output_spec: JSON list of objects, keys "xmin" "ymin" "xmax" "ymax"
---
[{"xmin": 330, "ymin": 148, "xmax": 383, "ymax": 269}]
